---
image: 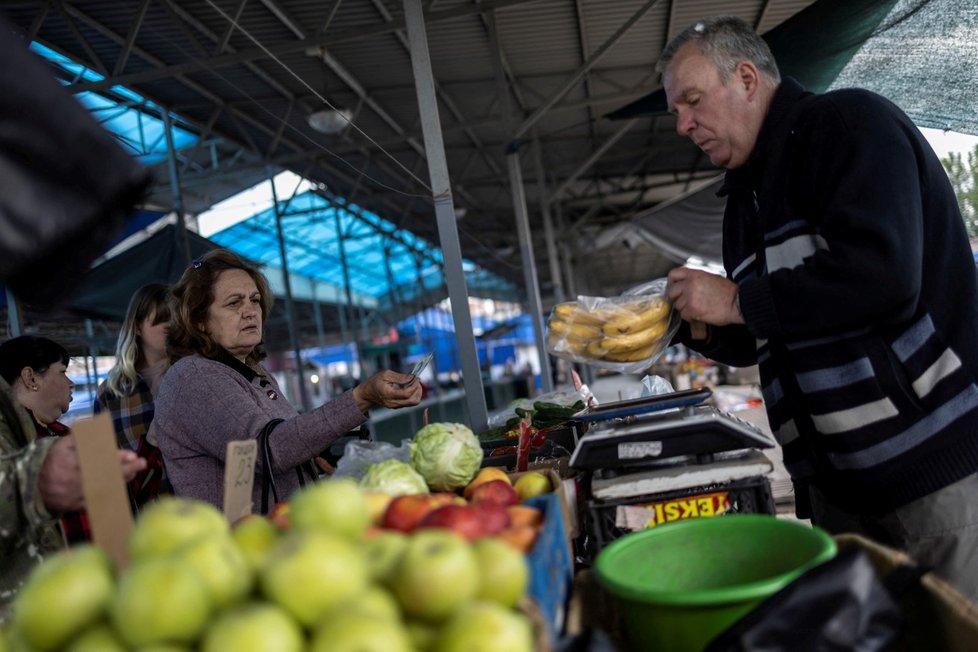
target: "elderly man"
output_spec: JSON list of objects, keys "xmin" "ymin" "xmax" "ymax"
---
[{"xmin": 661, "ymin": 16, "xmax": 978, "ymax": 599}]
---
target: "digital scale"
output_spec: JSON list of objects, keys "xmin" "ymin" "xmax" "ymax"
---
[
  {"xmin": 572, "ymin": 388, "xmax": 779, "ymax": 552},
  {"xmin": 570, "ymin": 388, "xmax": 776, "ymax": 473}
]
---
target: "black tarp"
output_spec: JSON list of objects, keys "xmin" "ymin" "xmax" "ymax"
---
[{"xmin": 63, "ymin": 224, "xmax": 218, "ymax": 321}]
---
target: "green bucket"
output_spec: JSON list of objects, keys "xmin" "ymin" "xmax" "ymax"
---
[{"xmin": 594, "ymin": 514, "xmax": 836, "ymax": 651}]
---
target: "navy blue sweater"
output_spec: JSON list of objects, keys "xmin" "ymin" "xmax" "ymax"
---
[{"xmin": 686, "ymin": 78, "xmax": 978, "ymax": 516}]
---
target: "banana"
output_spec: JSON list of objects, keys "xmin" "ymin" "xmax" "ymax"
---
[
  {"xmin": 602, "ymin": 297, "xmax": 671, "ymax": 337},
  {"xmin": 601, "ymin": 344, "xmax": 657, "ymax": 362},
  {"xmin": 595, "ymin": 317, "xmax": 669, "ymax": 353},
  {"xmin": 553, "ymin": 302, "xmax": 605, "ymax": 326},
  {"xmin": 548, "ymin": 317, "xmax": 602, "ymax": 343}
]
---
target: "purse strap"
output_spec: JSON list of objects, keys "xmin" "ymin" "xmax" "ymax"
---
[{"xmin": 257, "ymin": 418, "xmax": 284, "ymax": 515}]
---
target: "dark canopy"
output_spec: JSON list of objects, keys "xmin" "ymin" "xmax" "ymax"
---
[{"xmin": 65, "ymin": 224, "xmax": 216, "ymax": 321}]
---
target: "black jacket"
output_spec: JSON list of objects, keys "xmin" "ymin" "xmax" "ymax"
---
[{"xmin": 686, "ymin": 78, "xmax": 978, "ymax": 516}]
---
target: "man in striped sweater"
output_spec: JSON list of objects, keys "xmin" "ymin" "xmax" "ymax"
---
[{"xmin": 660, "ymin": 16, "xmax": 978, "ymax": 599}]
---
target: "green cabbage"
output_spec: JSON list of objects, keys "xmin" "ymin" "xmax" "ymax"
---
[
  {"xmin": 359, "ymin": 459, "xmax": 429, "ymax": 495},
  {"xmin": 410, "ymin": 422, "xmax": 484, "ymax": 491}
]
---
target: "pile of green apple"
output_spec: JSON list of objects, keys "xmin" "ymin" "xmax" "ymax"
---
[{"xmin": 1, "ymin": 478, "xmax": 536, "ymax": 652}]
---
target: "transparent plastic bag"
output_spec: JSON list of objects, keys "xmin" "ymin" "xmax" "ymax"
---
[
  {"xmin": 546, "ymin": 278, "xmax": 680, "ymax": 374},
  {"xmin": 333, "ymin": 439, "xmax": 412, "ymax": 481},
  {"xmin": 487, "ymin": 385, "xmax": 595, "ymax": 428}
]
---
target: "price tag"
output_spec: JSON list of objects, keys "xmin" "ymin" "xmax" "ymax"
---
[
  {"xmin": 73, "ymin": 413, "xmax": 133, "ymax": 571},
  {"xmin": 223, "ymin": 439, "xmax": 258, "ymax": 524}
]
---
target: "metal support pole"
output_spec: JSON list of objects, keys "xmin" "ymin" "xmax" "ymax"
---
[
  {"xmin": 403, "ymin": 0, "xmax": 488, "ymax": 432},
  {"xmin": 310, "ymin": 277, "xmax": 330, "ymax": 401},
  {"xmin": 162, "ymin": 108, "xmax": 193, "ymax": 264},
  {"xmin": 269, "ymin": 173, "xmax": 312, "ymax": 412},
  {"xmin": 333, "ymin": 208, "xmax": 367, "ymax": 379},
  {"xmin": 488, "ymin": 9, "xmax": 553, "ymax": 393},
  {"xmin": 534, "ymin": 138, "xmax": 565, "ymax": 303},
  {"xmin": 506, "ymin": 150, "xmax": 554, "ymax": 393}
]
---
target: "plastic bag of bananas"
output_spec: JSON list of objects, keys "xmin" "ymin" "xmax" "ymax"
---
[{"xmin": 546, "ymin": 278, "xmax": 679, "ymax": 373}]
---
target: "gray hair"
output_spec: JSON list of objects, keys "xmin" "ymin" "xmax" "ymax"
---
[{"xmin": 656, "ymin": 16, "xmax": 780, "ymax": 85}]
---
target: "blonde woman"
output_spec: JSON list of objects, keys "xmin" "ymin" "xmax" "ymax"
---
[{"xmin": 95, "ymin": 283, "xmax": 171, "ymax": 508}]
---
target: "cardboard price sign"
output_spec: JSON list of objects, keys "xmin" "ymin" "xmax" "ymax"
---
[
  {"xmin": 223, "ymin": 439, "xmax": 258, "ymax": 524},
  {"xmin": 72, "ymin": 413, "xmax": 134, "ymax": 571}
]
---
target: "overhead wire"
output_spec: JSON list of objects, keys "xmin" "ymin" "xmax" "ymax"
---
[
  {"xmin": 187, "ymin": 0, "xmax": 524, "ymax": 271},
  {"xmin": 198, "ymin": 0, "xmax": 442, "ymax": 200}
]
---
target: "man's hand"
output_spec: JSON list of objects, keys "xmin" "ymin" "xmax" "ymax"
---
[
  {"xmin": 352, "ymin": 370, "xmax": 424, "ymax": 412},
  {"xmin": 38, "ymin": 436, "xmax": 147, "ymax": 513},
  {"xmin": 666, "ymin": 266, "xmax": 744, "ymax": 328}
]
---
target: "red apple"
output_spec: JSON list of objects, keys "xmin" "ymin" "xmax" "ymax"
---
[
  {"xmin": 469, "ymin": 479, "xmax": 519, "ymax": 508},
  {"xmin": 417, "ymin": 504, "xmax": 487, "ymax": 541},
  {"xmin": 383, "ymin": 493, "xmax": 459, "ymax": 533},
  {"xmin": 268, "ymin": 501, "xmax": 291, "ymax": 531},
  {"xmin": 470, "ymin": 501, "xmax": 511, "ymax": 536}
]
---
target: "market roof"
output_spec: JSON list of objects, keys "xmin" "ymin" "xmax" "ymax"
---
[
  {"xmin": 5, "ymin": 0, "xmax": 970, "ymax": 347},
  {"xmin": 207, "ymin": 188, "xmax": 518, "ymax": 310},
  {"xmin": 2, "ymin": 0, "xmax": 823, "ymax": 311}
]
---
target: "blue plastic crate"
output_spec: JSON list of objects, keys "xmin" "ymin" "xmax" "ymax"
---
[{"xmin": 525, "ymin": 491, "xmax": 574, "ymax": 642}]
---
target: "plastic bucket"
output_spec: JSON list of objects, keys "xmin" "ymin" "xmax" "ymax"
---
[{"xmin": 594, "ymin": 514, "xmax": 836, "ymax": 651}]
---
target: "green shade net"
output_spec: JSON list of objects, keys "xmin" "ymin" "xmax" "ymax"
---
[{"xmin": 606, "ymin": 0, "xmax": 902, "ymax": 119}]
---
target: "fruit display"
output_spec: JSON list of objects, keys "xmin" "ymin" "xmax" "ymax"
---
[
  {"xmin": 546, "ymin": 293, "xmax": 678, "ymax": 371},
  {"xmin": 1, "ymin": 478, "xmax": 543, "ymax": 651},
  {"xmin": 2, "ymin": 419, "xmax": 570, "ymax": 651}
]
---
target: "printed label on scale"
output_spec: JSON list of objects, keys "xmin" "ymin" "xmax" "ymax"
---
[{"xmin": 617, "ymin": 440, "xmax": 663, "ymax": 459}]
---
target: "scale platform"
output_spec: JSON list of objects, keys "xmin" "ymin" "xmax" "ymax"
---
[{"xmin": 570, "ymin": 404, "xmax": 776, "ymax": 473}]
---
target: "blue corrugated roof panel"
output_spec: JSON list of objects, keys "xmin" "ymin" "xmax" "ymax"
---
[{"xmin": 209, "ymin": 191, "xmax": 517, "ymax": 303}]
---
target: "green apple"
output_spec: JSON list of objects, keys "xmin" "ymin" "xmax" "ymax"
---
[
  {"xmin": 389, "ymin": 529, "xmax": 479, "ymax": 621},
  {"xmin": 232, "ymin": 515, "xmax": 280, "ymax": 572},
  {"xmin": 64, "ymin": 623, "xmax": 126, "ymax": 652},
  {"xmin": 513, "ymin": 471, "xmax": 552, "ymax": 501},
  {"xmin": 11, "ymin": 545, "xmax": 114, "ymax": 651},
  {"xmin": 260, "ymin": 531, "xmax": 369, "ymax": 628},
  {"xmin": 364, "ymin": 529, "xmax": 409, "ymax": 584},
  {"xmin": 200, "ymin": 602, "xmax": 303, "ymax": 652},
  {"xmin": 129, "ymin": 496, "xmax": 229, "ymax": 561},
  {"xmin": 289, "ymin": 477, "xmax": 370, "ymax": 539},
  {"xmin": 110, "ymin": 557, "xmax": 211, "ymax": 647},
  {"xmin": 472, "ymin": 537, "xmax": 529, "ymax": 608},
  {"xmin": 132, "ymin": 646, "xmax": 193, "ymax": 652},
  {"xmin": 405, "ymin": 618, "xmax": 438, "ymax": 651},
  {"xmin": 173, "ymin": 533, "xmax": 252, "ymax": 609},
  {"xmin": 310, "ymin": 611, "xmax": 412, "ymax": 652},
  {"xmin": 433, "ymin": 600, "xmax": 534, "ymax": 652},
  {"xmin": 342, "ymin": 585, "xmax": 403, "ymax": 621}
]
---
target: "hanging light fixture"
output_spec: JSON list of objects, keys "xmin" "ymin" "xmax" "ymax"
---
[
  {"xmin": 306, "ymin": 47, "xmax": 351, "ymax": 135},
  {"xmin": 307, "ymin": 107, "xmax": 352, "ymax": 134}
]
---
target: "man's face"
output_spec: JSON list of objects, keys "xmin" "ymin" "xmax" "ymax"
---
[{"xmin": 663, "ymin": 42, "xmax": 759, "ymax": 169}]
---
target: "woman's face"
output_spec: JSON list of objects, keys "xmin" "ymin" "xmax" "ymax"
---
[
  {"xmin": 26, "ymin": 361, "xmax": 73, "ymax": 425},
  {"xmin": 203, "ymin": 269, "xmax": 263, "ymax": 362},
  {"xmin": 138, "ymin": 308, "xmax": 169, "ymax": 364}
]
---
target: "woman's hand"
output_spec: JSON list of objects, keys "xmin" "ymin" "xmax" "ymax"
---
[{"xmin": 352, "ymin": 370, "xmax": 424, "ymax": 412}]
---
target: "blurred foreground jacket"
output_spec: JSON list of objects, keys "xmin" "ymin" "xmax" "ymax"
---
[
  {"xmin": 0, "ymin": 14, "xmax": 152, "ymax": 306},
  {"xmin": 0, "ymin": 14, "xmax": 151, "ymax": 620}
]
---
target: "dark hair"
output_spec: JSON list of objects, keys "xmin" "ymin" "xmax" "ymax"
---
[
  {"xmin": 656, "ymin": 15, "xmax": 780, "ymax": 85},
  {"xmin": 0, "ymin": 336, "xmax": 70, "ymax": 385},
  {"xmin": 167, "ymin": 248, "xmax": 273, "ymax": 366}
]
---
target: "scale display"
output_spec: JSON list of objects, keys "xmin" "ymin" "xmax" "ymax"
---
[
  {"xmin": 570, "ymin": 406, "xmax": 776, "ymax": 471},
  {"xmin": 574, "ymin": 387, "xmax": 712, "ymax": 422}
]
